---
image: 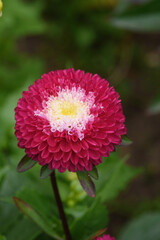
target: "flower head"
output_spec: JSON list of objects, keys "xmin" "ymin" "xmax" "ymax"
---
[
  {"xmin": 15, "ymin": 69, "xmax": 126, "ymax": 172},
  {"xmin": 95, "ymin": 234, "xmax": 115, "ymax": 240}
]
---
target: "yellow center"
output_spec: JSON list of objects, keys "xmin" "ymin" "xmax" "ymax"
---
[
  {"xmin": 49, "ymin": 99, "xmax": 84, "ymax": 120},
  {"xmin": 60, "ymin": 102, "xmax": 78, "ymax": 116}
]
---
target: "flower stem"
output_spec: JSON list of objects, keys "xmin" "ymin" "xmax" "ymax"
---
[{"xmin": 50, "ymin": 171, "xmax": 72, "ymax": 240}]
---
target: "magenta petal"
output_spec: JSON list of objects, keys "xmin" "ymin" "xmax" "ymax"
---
[
  {"xmin": 81, "ymin": 140, "xmax": 89, "ymax": 149},
  {"xmin": 60, "ymin": 140, "xmax": 71, "ymax": 152},
  {"xmin": 41, "ymin": 147, "xmax": 49, "ymax": 159},
  {"xmin": 85, "ymin": 162, "xmax": 92, "ymax": 171},
  {"xmin": 85, "ymin": 138, "xmax": 97, "ymax": 146},
  {"xmin": 68, "ymin": 164, "xmax": 77, "ymax": 172},
  {"xmin": 77, "ymin": 149, "xmax": 87, "ymax": 158},
  {"xmin": 77, "ymin": 164, "xmax": 84, "ymax": 171},
  {"xmin": 89, "ymin": 149, "xmax": 100, "ymax": 160},
  {"xmin": 48, "ymin": 144, "xmax": 60, "ymax": 153},
  {"xmin": 31, "ymin": 140, "xmax": 40, "ymax": 148},
  {"xmin": 71, "ymin": 153, "xmax": 79, "ymax": 165},
  {"xmin": 54, "ymin": 151, "xmax": 63, "ymax": 161},
  {"xmin": 38, "ymin": 142, "xmax": 47, "ymax": 151},
  {"xmin": 58, "ymin": 166, "xmax": 66, "ymax": 173},
  {"xmin": 63, "ymin": 151, "xmax": 72, "ymax": 162},
  {"xmin": 52, "ymin": 160, "xmax": 61, "ymax": 169},
  {"xmin": 30, "ymin": 147, "xmax": 39, "ymax": 155},
  {"xmin": 47, "ymin": 135, "xmax": 57, "ymax": 147},
  {"xmin": 70, "ymin": 140, "xmax": 81, "ymax": 153},
  {"xmin": 79, "ymin": 158, "xmax": 86, "ymax": 167}
]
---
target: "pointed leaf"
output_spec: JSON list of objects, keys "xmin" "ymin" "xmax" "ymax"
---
[
  {"xmin": 13, "ymin": 197, "xmax": 62, "ymax": 240},
  {"xmin": 17, "ymin": 154, "xmax": 37, "ymax": 173},
  {"xmin": 40, "ymin": 165, "xmax": 54, "ymax": 179},
  {"xmin": 120, "ymin": 135, "xmax": 133, "ymax": 146},
  {"xmin": 77, "ymin": 170, "xmax": 96, "ymax": 198},
  {"xmin": 87, "ymin": 166, "xmax": 99, "ymax": 180}
]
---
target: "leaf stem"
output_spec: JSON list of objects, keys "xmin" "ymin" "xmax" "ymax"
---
[{"xmin": 50, "ymin": 171, "xmax": 72, "ymax": 240}]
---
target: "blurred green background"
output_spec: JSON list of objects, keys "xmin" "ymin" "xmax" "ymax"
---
[{"xmin": 0, "ymin": 0, "xmax": 160, "ymax": 239}]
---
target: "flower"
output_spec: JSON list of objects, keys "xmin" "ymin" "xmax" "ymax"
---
[
  {"xmin": 15, "ymin": 69, "xmax": 127, "ymax": 173},
  {"xmin": 95, "ymin": 234, "xmax": 115, "ymax": 240}
]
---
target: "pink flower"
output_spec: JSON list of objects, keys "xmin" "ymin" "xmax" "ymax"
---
[
  {"xmin": 95, "ymin": 234, "xmax": 115, "ymax": 240},
  {"xmin": 15, "ymin": 69, "xmax": 126, "ymax": 173}
]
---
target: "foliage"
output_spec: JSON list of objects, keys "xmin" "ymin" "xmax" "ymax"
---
[
  {"xmin": 95, "ymin": 154, "xmax": 142, "ymax": 203},
  {"xmin": 110, "ymin": 0, "xmax": 160, "ymax": 32},
  {"xmin": 0, "ymin": 0, "xmax": 45, "ymax": 102},
  {"xmin": 119, "ymin": 212, "xmax": 160, "ymax": 240},
  {"xmin": 0, "ymin": 141, "xmax": 141, "ymax": 239}
]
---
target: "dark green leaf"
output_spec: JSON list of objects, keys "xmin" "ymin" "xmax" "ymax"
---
[
  {"xmin": 0, "ymin": 166, "xmax": 10, "ymax": 180},
  {"xmin": 120, "ymin": 135, "xmax": 133, "ymax": 146},
  {"xmin": 13, "ymin": 197, "xmax": 62, "ymax": 240},
  {"xmin": 40, "ymin": 165, "xmax": 54, "ymax": 179},
  {"xmin": 77, "ymin": 170, "xmax": 96, "ymax": 198},
  {"xmin": 6, "ymin": 218, "xmax": 42, "ymax": 240},
  {"xmin": 119, "ymin": 212, "xmax": 160, "ymax": 240},
  {"xmin": 14, "ymin": 187, "xmax": 62, "ymax": 235},
  {"xmin": 87, "ymin": 166, "xmax": 99, "ymax": 180},
  {"xmin": 96, "ymin": 153, "xmax": 142, "ymax": 203},
  {"xmin": 0, "ymin": 200, "xmax": 20, "ymax": 233},
  {"xmin": 17, "ymin": 155, "xmax": 37, "ymax": 173},
  {"xmin": 71, "ymin": 199, "xmax": 108, "ymax": 240},
  {"xmin": 110, "ymin": 0, "xmax": 160, "ymax": 32}
]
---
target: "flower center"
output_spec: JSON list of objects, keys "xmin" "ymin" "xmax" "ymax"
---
[
  {"xmin": 60, "ymin": 103, "xmax": 77, "ymax": 116},
  {"xmin": 50, "ymin": 99, "xmax": 81, "ymax": 118},
  {"xmin": 35, "ymin": 87, "xmax": 95, "ymax": 140}
]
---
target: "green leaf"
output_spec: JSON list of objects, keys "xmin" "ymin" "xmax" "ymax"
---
[
  {"xmin": 71, "ymin": 198, "xmax": 108, "ymax": 240},
  {"xmin": 0, "ymin": 0, "xmax": 46, "ymax": 39},
  {"xmin": 120, "ymin": 135, "xmax": 133, "ymax": 146},
  {"xmin": 77, "ymin": 170, "xmax": 96, "ymax": 198},
  {"xmin": 0, "ymin": 236, "xmax": 6, "ymax": 240},
  {"xmin": 119, "ymin": 212, "xmax": 160, "ymax": 240},
  {"xmin": 6, "ymin": 218, "xmax": 42, "ymax": 240},
  {"xmin": 40, "ymin": 165, "xmax": 54, "ymax": 179},
  {"xmin": 17, "ymin": 155, "xmax": 37, "ymax": 173},
  {"xmin": 96, "ymin": 153, "xmax": 142, "ymax": 202},
  {"xmin": 110, "ymin": 0, "xmax": 160, "ymax": 32},
  {"xmin": 87, "ymin": 166, "xmax": 99, "ymax": 180},
  {"xmin": 0, "ymin": 166, "xmax": 10, "ymax": 180},
  {"xmin": 0, "ymin": 200, "xmax": 20, "ymax": 233},
  {"xmin": 13, "ymin": 197, "xmax": 62, "ymax": 240},
  {"xmin": 14, "ymin": 187, "xmax": 62, "ymax": 235}
]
